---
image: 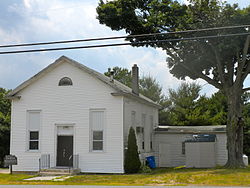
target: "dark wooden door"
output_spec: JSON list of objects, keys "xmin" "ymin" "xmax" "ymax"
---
[{"xmin": 56, "ymin": 136, "xmax": 73, "ymax": 167}]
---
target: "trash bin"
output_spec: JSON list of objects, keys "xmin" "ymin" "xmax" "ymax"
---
[{"xmin": 146, "ymin": 156, "xmax": 156, "ymax": 168}]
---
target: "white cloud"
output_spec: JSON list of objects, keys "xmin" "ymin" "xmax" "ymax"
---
[{"xmin": 23, "ymin": 0, "xmax": 31, "ymax": 9}]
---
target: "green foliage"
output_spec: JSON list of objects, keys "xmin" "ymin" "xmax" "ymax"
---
[
  {"xmin": 124, "ymin": 127, "xmax": 141, "ymax": 174},
  {"xmin": 166, "ymin": 83, "xmax": 228, "ymax": 126},
  {"xmin": 206, "ymin": 91, "xmax": 227, "ymax": 125},
  {"xmin": 0, "ymin": 88, "xmax": 11, "ymax": 167},
  {"xmin": 167, "ymin": 82, "xmax": 209, "ymax": 125},
  {"xmin": 140, "ymin": 164, "xmax": 152, "ymax": 173},
  {"xmin": 104, "ymin": 67, "xmax": 132, "ymax": 87},
  {"xmin": 139, "ymin": 76, "xmax": 173, "ymax": 124},
  {"xmin": 139, "ymin": 76, "xmax": 165, "ymax": 103},
  {"xmin": 104, "ymin": 67, "xmax": 172, "ymax": 124}
]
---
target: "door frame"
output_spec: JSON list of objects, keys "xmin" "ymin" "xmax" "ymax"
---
[{"xmin": 54, "ymin": 124, "xmax": 75, "ymax": 167}]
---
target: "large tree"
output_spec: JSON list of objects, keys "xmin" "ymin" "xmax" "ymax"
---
[{"xmin": 97, "ymin": 0, "xmax": 250, "ymax": 167}]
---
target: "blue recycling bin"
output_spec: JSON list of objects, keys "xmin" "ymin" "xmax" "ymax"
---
[{"xmin": 146, "ymin": 156, "xmax": 156, "ymax": 168}]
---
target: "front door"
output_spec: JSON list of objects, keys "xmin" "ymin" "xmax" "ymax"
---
[{"xmin": 56, "ymin": 136, "xmax": 73, "ymax": 167}]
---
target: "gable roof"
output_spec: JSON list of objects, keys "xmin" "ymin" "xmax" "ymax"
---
[{"xmin": 6, "ymin": 56, "xmax": 161, "ymax": 109}]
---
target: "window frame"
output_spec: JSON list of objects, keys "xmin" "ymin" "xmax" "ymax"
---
[
  {"xmin": 29, "ymin": 131, "xmax": 39, "ymax": 150},
  {"xmin": 89, "ymin": 109, "xmax": 106, "ymax": 152},
  {"xmin": 141, "ymin": 114, "xmax": 146, "ymax": 151},
  {"xmin": 150, "ymin": 115, "xmax": 154, "ymax": 151},
  {"xmin": 92, "ymin": 130, "xmax": 104, "ymax": 151},
  {"xmin": 26, "ymin": 110, "xmax": 41, "ymax": 152},
  {"xmin": 58, "ymin": 77, "xmax": 73, "ymax": 86},
  {"xmin": 131, "ymin": 111, "xmax": 136, "ymax": 128}
]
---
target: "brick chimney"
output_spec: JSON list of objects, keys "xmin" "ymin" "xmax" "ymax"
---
[{"xmin": 132, "ymin": 64, "xmax": 139, "ymax": 95}]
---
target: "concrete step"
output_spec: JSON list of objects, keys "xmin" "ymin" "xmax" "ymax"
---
[{"xmin": 39, "ymin": 168, "xmax": 80, "ymax": 176}]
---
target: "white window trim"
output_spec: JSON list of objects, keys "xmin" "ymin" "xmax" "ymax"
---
[
  {"xmin": 150, "ymin": 115, "xmax": 154, "ymax": 151},
  {"xmin": 89, "ymin": 108, "xmax": 106, "ymax": 153},
  {"xmin": 141, "ymin": 114, "xmax": 146, "ymax": 151},
  {"xmin": 26, "ymin": 110, "xmax": 42, "ymax": 152},
  {"xmin": 131, "ymin": 111, "xmax": 136, "ymax": 128}
]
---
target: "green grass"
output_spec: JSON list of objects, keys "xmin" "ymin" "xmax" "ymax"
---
[
  {"xmin": 0, "ymin": 167, "xmax": 250, "ymax": 186},
  {"xmin": 0, "ymin": 174, "xmax": 34, "ymax": 184}
]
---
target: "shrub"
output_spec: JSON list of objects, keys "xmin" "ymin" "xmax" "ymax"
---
[
  {"xmin": 140, "ymin": 164, "xmax": 152, "ymax": 173},
  {"xmin": 124, "ymin": 127, "xmax": 141, "ymax": 173}
]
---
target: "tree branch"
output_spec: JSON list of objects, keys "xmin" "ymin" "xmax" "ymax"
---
[
  {"xmin": 165, "ymin": 48, "xmax": 223, "ymax": 90},
  {"xmin": 209, "ymin": 44, "xmax": 225, "ymax": 84},
  {"xmin": 240, "ymin": 35, "xmax": 250, "ymax": 81},
  {"xmin": 242, "ymin": 87, "xmax": 250, "ymax": 93},
  {"xmin": 179, "ymin": 62, "xmax": 223, "ymax": 90},
  {"xmin": 235, "ymin": 50, "xmax": 245, "ymax": 85},
  {"xmin": 242, "ymin": 35, "xmax": 250, "ymax": 65}
]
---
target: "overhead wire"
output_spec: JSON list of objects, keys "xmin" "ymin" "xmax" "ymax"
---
[
  {"xmin": 0, "ymin": 24, "xmax": 249, "ymax": 48},
  {"xmin": 0, "ymin": 32, "xmax": 249, "ymax": 55}
]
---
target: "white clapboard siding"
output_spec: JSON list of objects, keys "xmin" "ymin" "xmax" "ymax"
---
[
  {"xmin": 154, "ymin": 132, "xmax": 227, "ymax": 167},
  {"xmin": 185, "ymin": 142, "xmax": 216, "ymax": 168},
  {"xmin": 215, "ymin": 133, "xmax": 228, "ymax": 166},
  {"xmin": 154, "ymin": 133, "xmax": 188, "ymax": 167},
  {"xmin": 123, "ymin": 97, "xmax": 158, "ymax": 158},
  {"xmin": 10, "ymin": 61, "xmax": 124, "ymax": 173}
]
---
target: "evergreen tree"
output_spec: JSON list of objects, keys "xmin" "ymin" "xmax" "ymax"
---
[
  {"xmin": 124, "ymin": 127, "xmax": 141, "ymax": 173},
  {"xmin": 0, "ymin": 88, "xmax": 11, "ymax": 167}
]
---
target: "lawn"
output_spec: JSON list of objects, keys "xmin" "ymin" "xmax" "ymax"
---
[{"xmin": 0, "ymin": 167, "xmax": 250, "ymax": 186}]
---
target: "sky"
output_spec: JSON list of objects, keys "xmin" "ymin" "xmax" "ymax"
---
[{"xmin": 0, "ymin": 0, "xmax": 249, "ymax": 97}]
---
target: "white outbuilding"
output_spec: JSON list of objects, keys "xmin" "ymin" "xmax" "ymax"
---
[{"xmin": 154, "ymin": 125, "xmax": 227, "ymax": 168}]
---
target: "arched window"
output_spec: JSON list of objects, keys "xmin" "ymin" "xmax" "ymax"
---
[{"xmin": 58, "ymin": 77, "xmax": 73, "ymax": 86}]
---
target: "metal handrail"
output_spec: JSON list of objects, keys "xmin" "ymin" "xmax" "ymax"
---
[{"xmin": 39, "ymin": 154, "xmax": 50, "ymax": 170}]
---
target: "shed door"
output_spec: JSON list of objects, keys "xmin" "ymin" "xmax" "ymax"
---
[
  {"xmin": 159, "ymin": 143, "xmax": 171, "ymax": 167},
  {"xmin": 57, "ymin": 136, "xmax": 73, "ymax": 167}
]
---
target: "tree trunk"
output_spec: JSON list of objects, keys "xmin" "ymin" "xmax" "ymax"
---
[{"xmin": 224, "ymin": 86, "xmax": 245, "ymax": 168}]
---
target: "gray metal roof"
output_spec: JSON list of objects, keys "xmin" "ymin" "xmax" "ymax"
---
[
  {"xmin": 6, "ymin": 56, "xmax": 161, "ymax": 109},
  {"xmin": 155, "ymin": 125, "xmax": 226, "ymax": 133}
]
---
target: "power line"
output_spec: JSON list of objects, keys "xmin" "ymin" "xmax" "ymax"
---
[
  {"xmin": 0, "ymin": 24, "xmax": 249, "ymax": 48},
  {"xmin": 0, "ymin": 32, "xmax": 249, "ymax": 55}
]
